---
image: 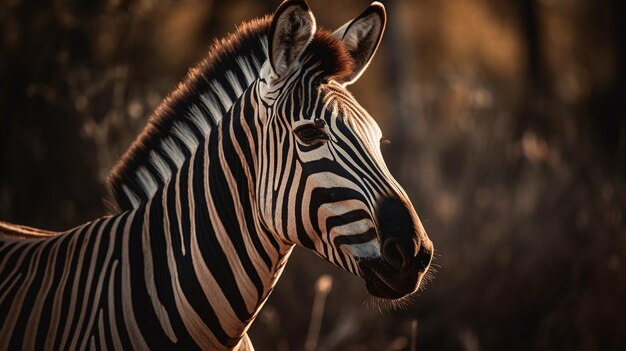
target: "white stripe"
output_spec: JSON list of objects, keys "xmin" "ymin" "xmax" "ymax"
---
[
  {"xmin": 187, "ymin": 103, "xmax": 210, "ymax": 136},
  {"xmin": 105, "ymin": 215, "xmax": 124, "ymax": 351},
  {"xmin": 173, "ymin": 170, "xmax": 186, "ymax": 256},
  {"xmin": 172, "ymin": 122, "xmax": 199, "ymax": 152},
  {"xmin": 161, "ymin": 182, "xmax": 223, "ymax": 348},
  {"xmin": 136, "ymin": 166, "xmax": 158, "ymax": 196},
  {"xmin": 210, "ymin": 81, "xmax": 233, "ymax": 109},
  {"xmin": 348, "ymin": 241, "xmax": 381, "ymax": 259},
  {"xmin": 57, "ymin": 222, "xmax": 97, "ymax": 350},
  {"xmin": 160, "ymin": 137, "xmax": 185, "ymax": 167},
  {"xmin": 122, "ymin": 184, "xmax": 141, "ymax": 207},
  {"xmin": 107, "ymin": 259, "xmax": 123, "ymax": 351},
  {"xmin": 236, "ymin": 57, "xmax": 256, "ymax": 84},
  {"xmin": 141, "ymin": 200, "xmax": 178, "ymax": 342},
  {"xmin": 225, "ymin": 70, "xmax": 244, "ymax": 97},
  {"xmin": 121, "ymin": 211, "xmax": 150, "ymax": 350},
  {"xmin": 98, "ymin": 310, "xmax": 106, "ymax": 350},
  {"xmin": 78, "ymin": 218, "xmax": 120, "ymax": 350},
  {"xmin": 199, "ymin": 93, "xmax": 222, "ymax": 123},
  {"xmin": 0, "ymin": 273, "xmax": 21, "ymax": 316},
  {"xmin": 70, "ymin": 220, "xmax": 109, "ymax": 350},
  {"xmin": 43, "ymin": 226, "xmax": 81, "ymax": 350},
  {"xmin": 149, "ymin": 151, "xmax": 172, "ymax": 183},
  {"xmin": 260, "ymin": 36, "xmax": 268, "ymax": 57}
]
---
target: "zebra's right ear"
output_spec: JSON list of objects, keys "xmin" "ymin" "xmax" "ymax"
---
[
  {"xmin": 268, "ymin": 0, "xmax": 316, "ymax": 79},
  {"xmin": 333, "ymin": 2, "xmax": 386, "ymax": 85}
]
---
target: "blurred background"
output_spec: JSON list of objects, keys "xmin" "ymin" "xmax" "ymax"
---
[{"xmin": 1, "ymin": 0, "xmax": 624, "ymax": 349}]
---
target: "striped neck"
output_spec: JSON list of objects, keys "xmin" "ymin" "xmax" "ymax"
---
[{"xmin": 139, "ymin": 81, "xmax": 293, "ymax": 348}]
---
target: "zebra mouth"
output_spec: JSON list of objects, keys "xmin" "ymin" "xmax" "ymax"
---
[{"xmin": 358, "ymin": 260, "xmax": 421, "ymax": 300}]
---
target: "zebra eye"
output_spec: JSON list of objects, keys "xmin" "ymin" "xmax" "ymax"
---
[{"xmin": 294, "ymin": 124, "xmax": 329, "ymax": 144}]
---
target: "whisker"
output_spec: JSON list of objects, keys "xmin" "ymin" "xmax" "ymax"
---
[{"xmin": 363, "ymin": 293, "xmax": 417, "ymax": 313}]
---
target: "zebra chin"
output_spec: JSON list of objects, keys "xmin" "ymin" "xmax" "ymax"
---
[{"xmin": 358, "ymin": 258, "xmax": 429, "ymax": 300}]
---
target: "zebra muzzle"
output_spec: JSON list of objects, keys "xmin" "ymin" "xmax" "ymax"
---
[{"xmin": 357, "ymin": 197, "xmax": 434, "ymax": 299}]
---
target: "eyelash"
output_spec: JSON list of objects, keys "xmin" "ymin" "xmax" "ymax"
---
[{"xmin": 380, "ymin": 137, "xmax": 391, "ymax": 144}]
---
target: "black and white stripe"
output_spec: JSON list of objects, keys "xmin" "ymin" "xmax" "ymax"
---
[{"xmin": 1, "ymin": 1, "xmax": 434, "ymax": 350}]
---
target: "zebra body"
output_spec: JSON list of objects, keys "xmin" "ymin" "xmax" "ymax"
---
[
  {"xmin": 1, "ymin": 191, "xmax": 284, "ymax": 350},
  {"xmin": 0, "ymin": 1, "xmax": 434, "ymax": 350},
  {"xmin": 1, "ymin": 79, "xmax": 291, "ymax": 350}
]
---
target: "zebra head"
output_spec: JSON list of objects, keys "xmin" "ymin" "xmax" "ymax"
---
[{"xmin": 256, "ymin": 0, "xmax": 434, "ymax": 301}]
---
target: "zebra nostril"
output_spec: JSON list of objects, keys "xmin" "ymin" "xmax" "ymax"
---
[
  {"xmin": 415, "ymin": 243, "xmax": 433, "ymax": 273},
  {"xmin": 382, "ymin": 238, "xmax": 412, "ymax": 271}
]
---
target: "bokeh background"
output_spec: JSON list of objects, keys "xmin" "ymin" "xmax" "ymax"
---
[{"xmin": 1, "ymin": 0, "xmax": 625, "ymax": 349}]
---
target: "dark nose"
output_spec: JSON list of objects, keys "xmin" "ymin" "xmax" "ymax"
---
[{"xmin": 378, "ymin": 197, "xmax": 433, "ymax": 272}]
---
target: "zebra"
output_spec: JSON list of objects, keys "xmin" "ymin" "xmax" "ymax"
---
[{"xmin": 0, "ymin": 1, "xmax": 434, "ymax": 350}]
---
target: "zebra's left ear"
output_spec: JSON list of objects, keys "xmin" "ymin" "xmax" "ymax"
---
[
  {"xmin": 333, "ymin": 2, "xmax": 386, "ymax": 86},
  {"xmin": 268, "ymin": 0, "xmax": 317, "ymax": 79}
]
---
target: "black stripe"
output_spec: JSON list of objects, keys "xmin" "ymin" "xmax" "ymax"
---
[
  {"xmin": 125, "ymin": 202, "xmax": 179, "ymax": 349},
  {"xmin": 230, "ymin": 99, "xmax": 274, "ymax": 269},
  {"xmin": 8, "ymin": 239, "xmax": 54, "ymax": 350},
  {"xmin": 164, "ymin": 151, "xmax": 219, "ymax": 348},
  {"xmin": 71, "ymin": 218, "xmax": 116, "ymax": 348},
  {"xmin": 0, "ymin": 243, "xmax": 34, "ymax": 325},
  {"xmin": 34, "ymin": 233, "xmax": 73, "ymax": 350},
  {"xmin": 109, "ymin": 213, "xmax": 133, "ymax": 349},
  {"xmin": 201, "ymin": 131, "xmax": 255, "ymax": 323},
  {"xmin": 51, "ymin": 225, "xmax": 97, "ymax": 350},
  {"xmin": 62, "ymin": 220, "xmax": 104, "ymax": 349},
  {"xmin": 333, "ymin": 227, "xmax": 378, "ymax": 247},
  {"xmin": 84, "ymin": 217, "xmax": 117, "ymax": 348}
]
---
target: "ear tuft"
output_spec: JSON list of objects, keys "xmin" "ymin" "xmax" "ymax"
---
[
  {"xmin": 269, "ymin": 0, "xmax": 317, "ymax": 78},
  {"xmin": 333, "ymin": 2, "xmax": 386, "ymax": 85}
]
